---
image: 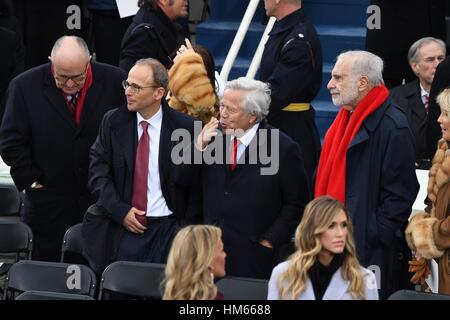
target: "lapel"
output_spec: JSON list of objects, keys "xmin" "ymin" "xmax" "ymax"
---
[
  {"xmin": 408, "ymin": 83, "xmax": 427, "ymax": 125},
  {"xmin": 43, "ymin": 63, "xmax": 77, "ymax": 131},
  {"xmin": 77, "ymin": 63, "xmax": 104, "ymax": 134},
  {"xmin": 348, "ymin": 98, "xmax": 390, "ymax": 150},
  {"xmin": 322, "ymin": 268, "xmax": 350, "ymax": 300},
  {"xmin": 159, "ymin": 102, "xmax": 173, "ymax": 184},
  {"xmin": 299, "ymin": 278, "xmax": 317, "ymax": 300},
  {"xmin": 112, "ymin": 107, "xmax": 137, "ymax": 176}
]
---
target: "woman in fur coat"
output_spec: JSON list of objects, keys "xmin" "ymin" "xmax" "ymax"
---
[{"xmin": 406, "ymin": 87, "xmax": 450, "ymax": 295}]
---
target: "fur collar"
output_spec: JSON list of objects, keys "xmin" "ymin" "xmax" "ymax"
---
[{"xmin": 427, "ymin": 139, "xmax": 450, "ymax": 217}]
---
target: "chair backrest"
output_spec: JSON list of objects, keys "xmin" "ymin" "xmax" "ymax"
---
[
  {"xmin": 388, "ymin": 289, "xmax": 450, "ymax": 300},
  {"xmin": 61, "ymin": 223, "xmax": 84, "ymax": 262},
  {"xmin": 216, "ymin": 277, "xmax": 268, "ymax": 300},
  {"xmin": 0, "ymin": 221, "xmax": 33, "ymax": 259},
  {"xmin": 3, "ymin": 260, "xmax": 97, "ymax": 299},
  {"xmin": 0, "ymin": 184, "xmax": 21, "ymax": 217},
  {"xmin": 98, "ymin": 261, "xmax": 165, "ymax": 299},
  {"xmin": 16, "ymin": 290, "xmax": 95, "ymax": 300}
]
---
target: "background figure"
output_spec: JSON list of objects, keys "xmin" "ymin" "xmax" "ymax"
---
[
  {"xmin": 119, "ymin": 0, "xmax": 188, "ymax": 72},
  {"xmin": 197, "ymin": 77, "xmax": 311, "ymax": 279},
  {"xmin": 86, "ymin": 0, "xmax": 132, "ymax": 66},
  {"xmin": 87, "ymin": 58, "xmax": 200, "ymax": 268},
  {"xmin": 268, "ymin": 196, "xmax": 378, "ymax": 300},
  {"xmin": 365, "ymin": 0, "xmax": 448, "ymax": 88},
  {"xmin": 0, "ymin": 27, "xmax": 24, "ymax": 122},
  {"xmin": 0, "ymin": 36, "xmax": 126, "ymax": 261},
  {"xmin": 390, "ymin": 37, "xmax": 446, "ymax": 169},
  {"xmin": 427, "ymin": 57, "xmax": 450, "ymax": 159},
  {"xmin": 406, "ymin": 88, "xmax": 450, "ymax": 295},
  {"xmin": 316, "ymin": 51, "xmax": 419, "ymax": 299},
  {"xmin": 12, "ymin": 0, "xmax": 86, "ymax": 70},
  {"xmin": 163, "ymin": 225, "xmax": 226, "ymax": 300},
  {"xmin": 260, "ymin": 0, "xmax": 322, "ymax": 188},
  {"xmin": 168, "ymin": 43, "xmax": 218, "ymax": 125}
]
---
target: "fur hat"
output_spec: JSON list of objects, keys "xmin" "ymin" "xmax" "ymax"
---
[{"xmin": 168, "ymin": 51, "xmax": 217, "ymax": 124}]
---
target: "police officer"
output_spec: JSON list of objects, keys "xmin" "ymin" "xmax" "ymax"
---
[{"xmin": 260, "ymin": 0, "xmax": 322, "ymax": 188}]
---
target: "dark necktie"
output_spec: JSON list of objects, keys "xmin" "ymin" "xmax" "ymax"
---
[
  {"xmin": 132, "ymin": 121, "xmax": 150, "ymax": 226},
  {"xmin": 68, "ymin": 93, "xmax": 79, "ymax": 117},
  {"xmin": 424, "ymin": 94, "xmax": 429, "ymax": 114},
  {"xmin": 230, "ymin": 137, "xmax": 240, "ymax": 171}
]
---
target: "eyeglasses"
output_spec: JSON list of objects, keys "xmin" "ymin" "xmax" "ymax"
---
[
  {"xmin": 122, "ymin": 80, "xmax": 160, "ymax": 94},
  {"xmin": 54, "ymin": 64, "xmax": 89, "ymax": 84}
]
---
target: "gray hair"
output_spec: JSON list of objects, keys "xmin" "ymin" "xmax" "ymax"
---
[
  {"xmin": 408, "ymin": 37, "xmax": 446, "ymax": 64},
  {"xmin": 225, "ymin": 77, "xmax": 271, "ymax": 123},
  {"xmin": 135, "ymin": 58, "xmax": 168, "ymax": 91},
  {"xmin": 50, "ymin": 36, "xmax": 90, "ymax": 60},
  {"xmin": 336, "ymin": 50, "xmax": 384, "ymax": 86}
]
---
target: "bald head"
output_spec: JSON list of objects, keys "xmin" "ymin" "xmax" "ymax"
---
[
  {"xmin": 50, "ymin": 36, "xmax": 91, "ymax": 95},
  {"xmin": 50, "ymin": 36, "xmax": 90, "ymax": 64}
]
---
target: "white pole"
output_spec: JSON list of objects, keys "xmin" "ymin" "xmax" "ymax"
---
[
  {"xmin": 219, "ymin": 0, "xmax": 261, "ymax": 81},
  {"xmin": 246, "ymin": 16, "xmax": 276, "ymax": 79}
]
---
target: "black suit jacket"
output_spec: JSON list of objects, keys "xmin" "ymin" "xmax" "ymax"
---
[
  {"xmin": 0, "ymin": 27, "xmax": 24, "ymax": 122},
  {"xmin": 86, "ymin": 101, "xmax": 201, "ymax": 270},
  {"xmin": 390, "ymin": 79, "xmax": 429, "ymax": 165},
  {"xmin": 201, "ymin": 122, "xmax": 311, "ymax": 279},
  {"xmin": 119, "ymin": 6, "xmax": 183, "ymax": 72}
]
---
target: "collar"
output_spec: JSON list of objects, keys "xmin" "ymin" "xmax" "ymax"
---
[
  {"xmin": 231, "ymin": 123, "xmax": 259, "ymax": 147},
  {"xmin": 269, "ymin": 9, "xmax": 304, "ymax": 35},
  {"xmin": 136, "ymin": 104, "xmax": 163, "ymax": 131},
  {"xmin": 419, "ymin": 83, "xmax": 429, "ymax": 98}
]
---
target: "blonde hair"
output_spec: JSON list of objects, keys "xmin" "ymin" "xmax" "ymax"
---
[
  {"xmin": 437, "ymin": 87, "xmax": 450, "ymax": 113},
  {"xmin": 277, "ymin": 196, "xmax": 366, "ymax": 299},
  {"xmin": 163, "ymin": 225, "xmax": 222, "ymax": 300}
]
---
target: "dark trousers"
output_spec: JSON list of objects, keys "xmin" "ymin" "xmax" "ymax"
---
[{"xmin": 117, "ymin": 216, "xmax": 179, "ymax": 264}]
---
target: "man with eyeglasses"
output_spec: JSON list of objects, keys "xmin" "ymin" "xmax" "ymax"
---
[
  {"xmin": 0, "ymin": 35, "xmax": 126, "ymax": 262},
  {"xmin": 86, "ymin": 58, "xmax": 201, "ymax": 269}
]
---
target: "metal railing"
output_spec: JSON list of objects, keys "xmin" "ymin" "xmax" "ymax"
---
[{"xmin": 219, "ymin": 0, "xmax": 275, "ymax": 81}]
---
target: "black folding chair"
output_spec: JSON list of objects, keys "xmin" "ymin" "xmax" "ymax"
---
[
  {"xmin": 0, "ymin": 183, "xmax": 21, "ymax": 222},
  {"xmin": 98, "ymin": 261, "xmax": 165, "ymax": 300},
  {"xmin": 16, "ymin": 290, "xmax": 95, "ymax": 300},
  {"xmin": 388, "ymin": 289, "xmax": 450, "ymax": 300},
  {"xmin": 0, "ymin": 221, "xmax": 33, "ymax": 280},
  {"xmin": 3, "ymin": 260, "xmax": 97, "ymax": 300},
  {"xmin": 60, "ymin": 223, "xmax": 88, "ymax": 265},
  {"xmin": 216, "ymin": 277, "xmax": 268, "ymax": 300}
]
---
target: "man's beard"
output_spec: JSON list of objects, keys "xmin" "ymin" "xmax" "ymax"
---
[{"xmin": 331, "ymin": 84, "xmax": 359, "ymax": 107}]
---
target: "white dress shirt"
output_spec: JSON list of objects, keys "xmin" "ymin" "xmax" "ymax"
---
[
  {"xmin": 420, "ymin": 84, "xmax": 429, "ymax": 106},
  {"xmin": 231, "ymin": 123, "xmax": 260, "ymax": 163},
  {"xmin": 136, "ymin": 107, "xmax": 172, "ymax": 217}
]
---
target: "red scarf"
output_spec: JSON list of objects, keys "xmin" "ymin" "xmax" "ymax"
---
[
  {"xmin": 314, "ymin": 85, "xmax": 389, "ymax": 203},
  {"xmin": 74, "ymin": 63, "xmax": 93, "ymax": 125},
  {"xmin": 52, "ymin": 63, "xmax": 93, "ymax": 125}
]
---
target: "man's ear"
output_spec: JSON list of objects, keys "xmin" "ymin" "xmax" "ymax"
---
[
  {"xmin": 358, "ymin": 75, "xmax": 369, "ymax": 91},
  {"xmin": 155, "ymin": 88, "xmax": 166, "ymax": 101},
  {"xmin": 410, "ymin": 62, "xmax": 419, "ymax": 75}
]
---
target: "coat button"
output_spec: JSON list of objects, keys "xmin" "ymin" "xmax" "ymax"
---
[{"xmin": 397, "ymin": 252, "xmax": 404, "ymax": 260}]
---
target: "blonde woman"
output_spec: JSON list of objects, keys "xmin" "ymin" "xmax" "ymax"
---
[
  {"xmin": 406, "ymin": 88, "xmax": 450, "ymax": 294},
  {"xmin": 268, "ymin": 196, "xmax": 378, "ymax": 300},
  {"xmin": 163, "ymin": 225, "xmax": 226, "ymax": 300}
]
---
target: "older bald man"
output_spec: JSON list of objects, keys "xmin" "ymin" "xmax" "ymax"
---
[{"xmin": 0, "ymin": 36, "xmax": 126, "ymax": 261}]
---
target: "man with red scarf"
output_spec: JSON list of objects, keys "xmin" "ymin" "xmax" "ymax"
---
[
  {"xmin": 315, "ymin": 50, "xmax": 419, "ymax": 299},
  {"xmin": 0, "ymin": 36, "xmax": 126, "ymax": 261}
]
